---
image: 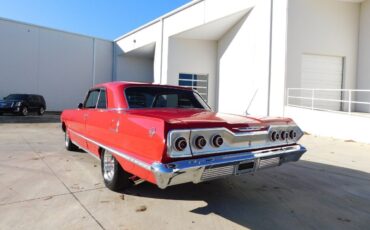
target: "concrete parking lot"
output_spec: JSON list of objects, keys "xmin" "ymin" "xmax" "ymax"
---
[{"xmin": 0, "ymin": 115, "xmax": 369, "ymax": 230}]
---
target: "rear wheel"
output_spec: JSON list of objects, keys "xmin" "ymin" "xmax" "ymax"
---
[
  {"xmin": 21, "ymin": 107, "xmax": 28, "ymax": 116},
  {"xmin": 65, "ymin": 129, "xmax": 78, "ymax": 151},
  {"xmin": 38, "ymin": 107, "xmax": 45, "ymax": 116},
  {"xmin": 101, "ymin": 149, "xmax": 132, "ymax": 191}
]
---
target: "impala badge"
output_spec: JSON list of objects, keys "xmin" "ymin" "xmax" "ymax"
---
[{"xmin": 149, "ymin": 128, "xmax": 156, "ymax": 137}]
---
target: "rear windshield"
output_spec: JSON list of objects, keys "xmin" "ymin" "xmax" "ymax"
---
[
  {"xmin": 5, "ymin": 94, "xmax": 28, "ymax": 100},
  {"xmin": 125, "ymin": 87, "xmax": 210, "ymax": 109}
]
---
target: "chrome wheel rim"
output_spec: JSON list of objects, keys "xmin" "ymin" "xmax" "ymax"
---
[
  {"xmin": 103, "ymin": 151, "xmax": 115, "ymax": 181},
  {"xmin": 22, "ymin": 107, "xmax": 28, "ymax": 116},
  {"xmin": 65, "ymin": 131, "xmax": 69, "ymax": 147},
  {"xmin": 40, "ymin": 107, "xmax": 44, "ymax": 114}
]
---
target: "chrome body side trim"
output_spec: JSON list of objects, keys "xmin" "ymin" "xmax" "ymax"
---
[
  {"xmin": 68, "ymin": 129, "xmax": 152, "ymax": 171},
  {"xmin": 70, "ymin": 139, "xmax": 100, "ymax": 161}
]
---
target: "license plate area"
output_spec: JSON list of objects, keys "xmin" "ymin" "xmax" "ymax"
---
[{"xmin": 236, "ymin": 160, "xmax": 255, "ymax": 174}]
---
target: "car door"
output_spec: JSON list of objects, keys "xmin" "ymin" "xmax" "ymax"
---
[
  {"xmin": 70, "ymin": 89, "xmax": 100, "ymax": 149},
  {"xmin": 85, "ymin": 88, "xmax": 121, "ymax": 156}
]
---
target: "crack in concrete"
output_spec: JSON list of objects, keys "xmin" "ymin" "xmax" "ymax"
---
[{"xmin": 21, "ymin": 135, "xmax": 106, "ymax": 230}]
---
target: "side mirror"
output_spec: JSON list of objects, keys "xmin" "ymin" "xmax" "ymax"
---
[{"xmin": 78, "ymin": 103, "xmax": 83, "ymax": 109}]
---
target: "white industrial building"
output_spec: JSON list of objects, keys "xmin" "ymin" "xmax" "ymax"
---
[{"xmin": 1, "ymin": 0, "xmax": 370, "ymax": 142}]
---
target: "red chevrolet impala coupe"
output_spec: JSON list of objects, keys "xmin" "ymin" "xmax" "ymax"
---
[{"xmin": 61, "ymin": 82, "xmax": 306, "ymax": 191}]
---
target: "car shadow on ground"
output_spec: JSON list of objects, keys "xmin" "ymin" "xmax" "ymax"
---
[
  {"xmin": 123, "ymin": 160, "xmax": 370, "ymax": 229},
  {"xmin": 0, "ymin": 113, "xmax": 61, "ymax": 123}
]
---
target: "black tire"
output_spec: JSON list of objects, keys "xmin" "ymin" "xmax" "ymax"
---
[
  {"xmin": 65, "ymin": 129, "xmax": 78, "ymax": 151},
  {"xmin": 38, "ymin": 107, "xmax": 45, "ymax": 116},
  {"xmin": 101, "ymin": 149, "xmax": 132, "ymax": 192},
  {"xmin": 21, "ymin": 106, "xmax": 28, "ymax": 116}
]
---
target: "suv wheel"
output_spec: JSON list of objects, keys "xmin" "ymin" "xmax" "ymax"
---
[
  {"xmin": 38, "ymin": 107, "xmax": 45, "ymax": 116},
  {"xmin": 101, "ymin": 149, "xmax": 132, "ymax": 191},
  {"xmin": 21, "ymin": 107, "xmax": 28, "ymax": 116}
]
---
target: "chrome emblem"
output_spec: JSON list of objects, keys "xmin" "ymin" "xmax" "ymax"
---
[
  {"xmin": 233, "ymin": 126, "xmax": 267, "ymax": 132},
  {"xmin": 115, "ymin": 120, "xmax": 120, "ymax": 133},
  {"xmin": 149, "ymin": 128, "xmax": 156, "ymax": 137}
]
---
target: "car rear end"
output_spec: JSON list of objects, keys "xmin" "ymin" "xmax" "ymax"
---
[{"xmin": 151, "ymin": 121, "xmax": 306, "ymax": 189}]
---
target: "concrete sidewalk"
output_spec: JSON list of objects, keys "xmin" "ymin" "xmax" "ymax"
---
[{"xmin": 0, "ymin": 115, "xmax": 369, "ymax": 230}]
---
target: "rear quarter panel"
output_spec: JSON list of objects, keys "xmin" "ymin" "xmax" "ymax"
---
[
  {"xmin": 118, "ymin": 113, "xmax": 166, "ymax": 163},
  {"xmin": 107, "ymin": 113, "xmax": 166, "ymax": 184}
]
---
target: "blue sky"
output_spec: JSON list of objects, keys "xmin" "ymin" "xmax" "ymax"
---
[{"xmin": 0, "ymin": 0, "xmax": 191, "ymax": 40}]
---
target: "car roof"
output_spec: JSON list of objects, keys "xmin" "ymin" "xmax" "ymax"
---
[
  {"xmin": 8, "ymin": 94, "xmax": 43, "ymax": 97},
  {"xmin": 93, "ymin": 81, "xmax": 193, "ymax": 91}
]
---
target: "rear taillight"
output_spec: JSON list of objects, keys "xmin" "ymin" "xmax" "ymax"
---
[
  {"xmin": 174, "ymin": 137, "xmax": 187, "ymax": 151},
  {"xmin": 195, "ymin": 136, "xmax": 207, "ymax": 149},
  {"xmin": 211, "ymin": 135, "xmax": 223, "ymax": 147},
  {"xmin": 289, "ymin": 130, "xmax": 297, "ymax": 139}
]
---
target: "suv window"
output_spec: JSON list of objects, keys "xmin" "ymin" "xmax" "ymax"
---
[
  {"xmin": 30, "ymin": 95, "xmax": 38, "ymax": 103},
  {"xmin": 84, "ymin": 90, "xmax": 100, "ymax": 108},
  {"xmin": 35, "ymin": 96, "xmax": 41, "ymax": 103},
  {"xmin": 97, "ymin": 89, "xmax": 107, "ymax": 109}
]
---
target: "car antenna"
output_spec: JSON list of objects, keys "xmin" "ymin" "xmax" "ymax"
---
[{"xmin": 245, "ymin": 89, "xmax": 258, "ymax": 115}]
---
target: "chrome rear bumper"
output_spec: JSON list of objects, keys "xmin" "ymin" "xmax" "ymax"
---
[{"xmin": 151, "ymin": 144, "xmax": 306, "ymax": 189}]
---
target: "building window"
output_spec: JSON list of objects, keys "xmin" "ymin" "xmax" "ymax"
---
[{"xmin": 179, "ymin": 73, "xmax": 209, "ymax": 102}]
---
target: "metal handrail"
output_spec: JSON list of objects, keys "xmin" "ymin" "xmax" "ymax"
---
[{"xmin": 286, "ymin": 88, "xmax": 370, "ymax": 115}]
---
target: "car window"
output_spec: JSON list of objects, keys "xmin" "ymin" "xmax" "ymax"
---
[
  {"xmin": 35, "ymin": 96, "xmax": 41, "ymax": 103},
  {"xmin": 84, "ymin": 90, "xmax": 100, "ymax": 108},
  {"xmin": 125, "ymin": 87, "xmax": 210, "ymax": 109},
  {"xmin": 31, "ymin": 96, "xmax": 38, "ymax": 103},
  {"xmin": 6, "ymin": 94, "xmax": 28, "ymax": 100},
  {"xmin": 29, "ymin": 96, "xmax": 35, "ymax": 102},
  {"xmin": 97, "ymin": 89, "xmax": 107, "ymax": 109}
]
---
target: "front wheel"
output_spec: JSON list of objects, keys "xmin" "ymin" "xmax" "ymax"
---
[
  {"xmin": 101, "ymin": 149, "xmax": 132, "ymax": 191},
  {"xmin": 65, "ymin": 129, "xmax": 78, "ymax": 151}
]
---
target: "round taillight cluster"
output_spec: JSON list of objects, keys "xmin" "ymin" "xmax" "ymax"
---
[
  {"xmin": 289, "ymin": 130, "xmax": 297, "ymax": 139},
  {"xmin": 212, "ymin": 135, "xmax": 224, "ymax": 147},
  {"xmin": 194, "ymin": 135, "xmax": 224, "ymax": 149},
  {"xmin": 195, "ymin": 136, "xmax": 207, "ymax": 149},
  {"xmin": 270, "ymin": 130, "xmax": 297, "ymax": 142},
  {"xmin": 174, "ymin": 137, "xmax": 187, "ymax": 151},
  {"xmin": 280, "ymin": 131, "xmax": 289, "ymax": 140},
  {"xmin": 174, "ymin": 135, "xmax": 225, "ymax": 151}
]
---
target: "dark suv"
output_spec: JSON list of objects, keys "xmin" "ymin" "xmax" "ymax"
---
[{"xmin": 0, "ymin": 94, "xmax": 46, "ymax": 116}]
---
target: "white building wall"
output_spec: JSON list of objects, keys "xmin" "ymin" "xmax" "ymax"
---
[
  {"xmin": 94, "ymin": 39, "xmax": 114, "ymax": 85},
  {"xmin": 285, "ymin": 106, "xmax": 370, "ymax": 144},
  {"xmin": 0, "ymin": 19, "xmax": 39, "ymax": 96},
  {"xmin": 217, "ymin": 0, "xmax": 272, "ymax": 116},
  {"xmin": 356, "ymin": 0, "xmax": 370, "ymax": 112},
  {"xmin": 115, "ymin": 22, "xmax": 161, "ymax": 83},
  {"xmin": 0, "ymin": 19, "xmax": 113, "ymax": 111},
  {"xmin": 269, "ymin": 0, "xmax": 289, "ymax": 116},
  {"xmin": 115, "ymin": 55, "xmax": 154, "ymax": 83},
  {"xmin": 114, "ymin": 0, "xmax": 278, "ymax": 116},
  {"xmin": 167, "ymin": 38, "xmax": 218, "ymax": 109},
  {"xmin": 161, "ymin": 0, "xmax": 256, "ymax": 87},
  {"xmin": 286, "ymin": 0, "xmax": 360, "ymax": 90}
]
